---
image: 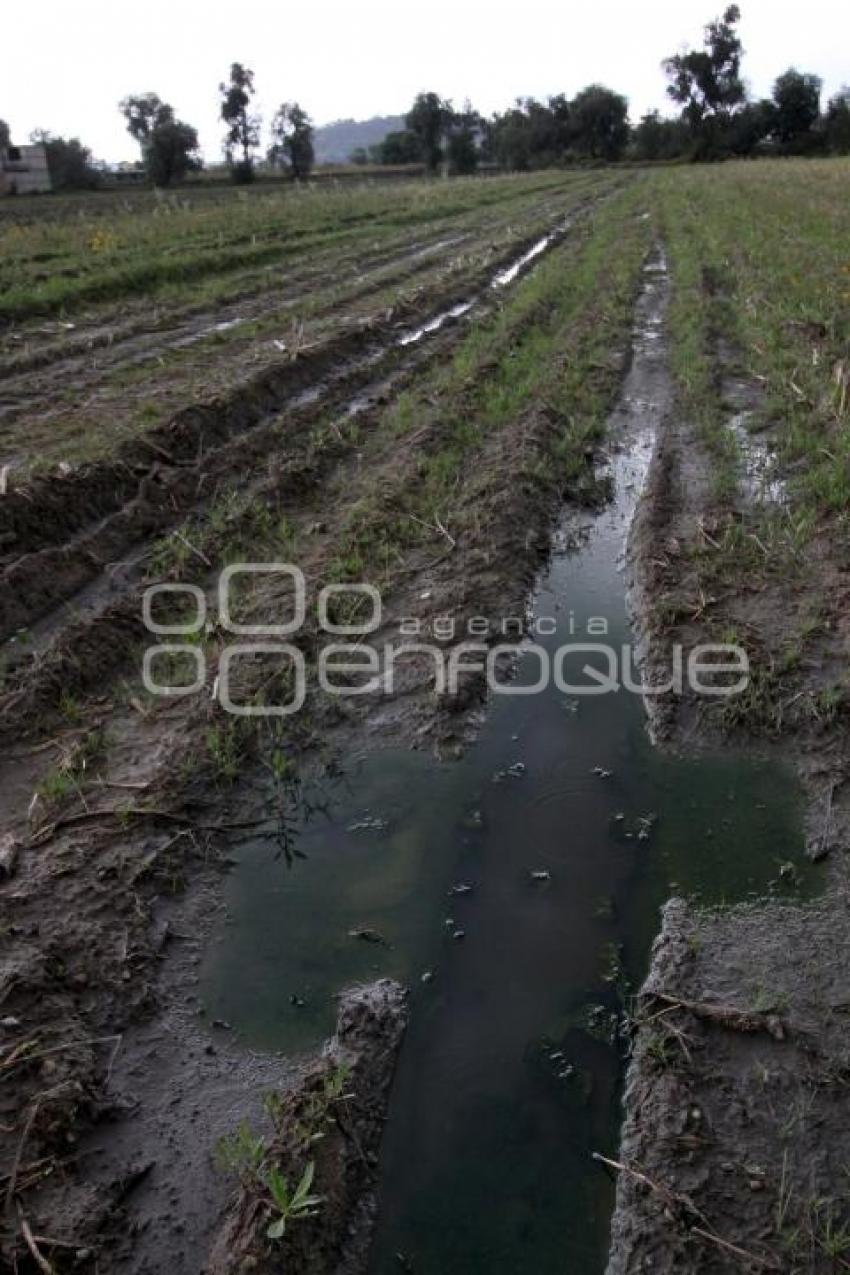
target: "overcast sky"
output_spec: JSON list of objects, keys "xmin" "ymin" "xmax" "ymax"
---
[{"xmin": 4, "ymin": 0, "xmax": 849, "ymax": 163}]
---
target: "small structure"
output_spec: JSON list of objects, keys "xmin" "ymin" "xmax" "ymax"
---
[
  {"xmin": 0, "ymin": 143, "xmax": 51, "ymax": 195},
  {"xmin": 107, "ymin": 166, "xmax": 147, "ymax": 187}
]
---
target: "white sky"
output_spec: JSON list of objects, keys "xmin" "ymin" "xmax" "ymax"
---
[{"xmin": 4, "ymin": 0, "xmax": 849, "ymax": 163}]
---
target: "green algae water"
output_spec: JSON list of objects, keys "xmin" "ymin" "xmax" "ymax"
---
[{"xmin": 201, "ymin": 252, "xmax": 818, "ymax": 1273}]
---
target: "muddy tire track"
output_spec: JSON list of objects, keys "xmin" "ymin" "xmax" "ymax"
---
[
  {"xmin": 0, "ymin": 201, "xmax": 602, "ymax": 559},
  {"xmin": 0, "ymin": 182, "xmax": 586, "ymax": 392},
  {"xmin": 0, "ymin": 326, "xmax": 459, "ymax": 734},
  {"xmin": 0, "ymin": 221, "xmax": 481, "ymax": 407},
  {"xmin": 0, "ymin": 187, "xmax": 622, "ymax": 663}
]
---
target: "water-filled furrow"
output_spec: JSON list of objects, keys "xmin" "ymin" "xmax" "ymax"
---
[
  {"xmin": 201, "ymin": 247, "xmax": 815, "ymax": 1273},
  {"xmin": 395, "ymin": 217, "xmax": 574, "ymax": 346}
]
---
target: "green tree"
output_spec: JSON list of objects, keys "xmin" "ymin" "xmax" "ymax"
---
[
  {"xmin": 446, "ymin": 128, "xmax": 478, "ymax": 174},
  {"xmin": 406, "ymin": 92, "xmax": 449, "ymax": 173},
  {"xmin": 119, "ymin": 93, "xmax": 173, "ymax": 143},
  {"xmin": 490, "ymin": 98, "xmax": 557, "ymax": 170},
  {"xmin": 145, "ymin": 119, "xmax": 201, "ymax": 185},
  {"xmin": 525, "ymin": 98, "xmax": 560, "ymax": 163},
  {"xmin": 477, "ymin": 115, "xmax": 497, "ymax": 164},
  {"xmin": 548, "ymin": 94, "xmax": 573, "ymax": 158},
  {"xmin": 490, "ymin": 90, "xmax": 630, "ymax": 169},
  {"xmin": 727, "ymin": 99, "xmax": 773, "ymax": 155},
  {"xmin": 570, "ymin": 85, "xmax": 630, "ymax": 160},
  {"xmin": 771, "ymin": 68, "xmax": 822, "ymax": 150},
  {"xmin": 120, "ymin": 94, "xmax": 200, "ymax": 186},
  {"xmin": 491, "ymin": 104, "xmax": 534, "ymax": 170},
  {"xmin": 219, "ymin": 62, "xmax": 260, "ymax": 182},
  {"xmin": 445, "ymin": 101, "xmax": 480, "ymax": 174},
  {"xmin": 29, "ymin": 131, "xmax": 100, "ymax": 190},
  {"xmin": 663, "ymin": 5, "xmax": 746, "ymax": 156},
  {"xmin": 825, "ymin": 87, "xmax": 850, "ymax": 154},
  {"xmin": 376, "ymin": 130, "xmax": 422, "ymax": 164},
  {"xmin": 632, "ymin": 111, "xmax": 689, "ymax": 160},
  {"xmin": 269, "ymin": 102, "xmax": 315, "ymax": 179}
]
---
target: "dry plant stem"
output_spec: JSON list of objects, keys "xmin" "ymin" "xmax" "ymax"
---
[
  {"xmin": 4, "ymin": 1100, "xmax": 41, "ymax": 1215},
  {"xmin": 646, "ymin": 991, "xmax": 787, "ymax": 1038},
  {"xmin": 17, "ymin": 1204, "xmax": 55, "ymax": 1275},
  {"xmin": 592, "ymin": 1154, "xmax": 781, "ymax": 1271}
]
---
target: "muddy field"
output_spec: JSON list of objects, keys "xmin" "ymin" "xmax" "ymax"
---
[{"xmin": 1, "ymin": 160, "xmax": 850, "ymax": 1273}]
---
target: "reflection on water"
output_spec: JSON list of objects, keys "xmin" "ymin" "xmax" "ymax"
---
[
  {"xmin": 728, "ymin": 408, "xmax": 787, "ymax": 504},
  {"xmin": 201, "ymin": 251, "xmax": 817, "ymax": 1273},
  {"xmin": 202, "ymin": 503, "xmax": 811, "ymax": 1274},
  {"xmin": 396, "ymin": 220, "xmax": 571, "ymax": 347}
]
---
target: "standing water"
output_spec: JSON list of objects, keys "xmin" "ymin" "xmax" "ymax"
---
[{"xmin": 202, "ymin": 248, "xmax": 815, "ymax": 1273}]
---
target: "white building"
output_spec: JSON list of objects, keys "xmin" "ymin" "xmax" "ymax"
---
[{"xmin": 0, "ymin": 143, "xmax": 51, "ymax": 195}]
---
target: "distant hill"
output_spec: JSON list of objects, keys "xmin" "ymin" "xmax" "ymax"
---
[{"xmin": 314, "ymin": 115, "xmax": 405, "ymax": 165}]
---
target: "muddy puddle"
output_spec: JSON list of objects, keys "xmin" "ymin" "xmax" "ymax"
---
[{"xmin": 199, "ymin": 248, "xmax": 821, "ymax": 1272}]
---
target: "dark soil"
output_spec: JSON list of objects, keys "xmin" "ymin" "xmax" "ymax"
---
[
  {"xmin": 208, "ymin": 980, "xmax": 408, "ymax": 1275},
  {"xmin": 609, "ymin": 291, "xmax": 850, "ymax": 1272},
  {"xmin": 608, "ymin": 895, "xmax": 850, "ymax": 1273}
]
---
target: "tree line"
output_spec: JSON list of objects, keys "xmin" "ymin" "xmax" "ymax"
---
[
  {"xmin": 353, "ymin": 86, "xmax": 631, "ymax": 171},
  {"xmin": 358, "ymin": 7, "xmax": 849, "ymax": 170},
  {"xmin": 2, "ymin": 7, "xmax": 849, "ymax": 192}
]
